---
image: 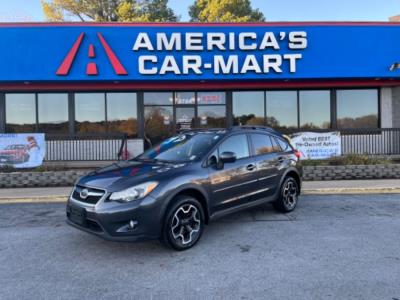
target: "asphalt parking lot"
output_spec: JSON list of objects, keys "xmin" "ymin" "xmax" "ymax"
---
[{"xmin": 1, "ymin": 194, "xmax": 399, "ymax": 300}]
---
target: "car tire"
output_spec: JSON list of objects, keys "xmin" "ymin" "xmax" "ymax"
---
[
  {"xmin": 161, "ymin": 195, "xmax": 205, "ymax": 251},
  {"xmin": 273, "ymin": 176, "xmax": 299, "ymax": 213}
]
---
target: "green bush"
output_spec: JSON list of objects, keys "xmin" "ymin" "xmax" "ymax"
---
[{"xmin": 301, "ymin": 154, "xmax": 393, "ymax": 166}]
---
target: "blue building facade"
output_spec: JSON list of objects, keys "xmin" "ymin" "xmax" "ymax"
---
[{"xmin": 0, "ymin": 22, "xmax": 399, "ymax": 149}]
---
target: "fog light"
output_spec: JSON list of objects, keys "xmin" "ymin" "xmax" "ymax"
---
[
  {"xmin": 129, "ymin": 220, "xmax": 137, "ymax": 229},
  {"xmin": 116, "ymin": 220, "xmax": 138, "ymax": 233}
]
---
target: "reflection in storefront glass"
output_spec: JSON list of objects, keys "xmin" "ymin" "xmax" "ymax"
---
[
  {"xmin": 337, "ymin": 89, "xmax": 378, "ymax": 128},
  {"xmin": 75, "ymin": 93, "xmax": 106, "ymax": 133},
  {"xmin": 175, "ymin": 92, "xmax": 195, "ymax": 105},
  {"xmin": 144, "ymin": 92, "xmax": 173, "ymax": 105},
  {"xmin": 299, "ymin": 90, "xmax": 330, "ymax": 129},
  {"xmin": 197, "ymin": 92, "xmax": 226, "ymax": 105},
  {"xmin": 198, "ymin": 106, "xmax": 226, "ymax": 128},
  {"xmin": 144, "ymin": 106, "xmax": 174, "ymax": 147},
  {"xmin": 233, "ymin": 91, "xmax": 264, "ymax": 126},
  {"xmin": 266, "ymin": 91, "xmax": 297, "ymax": 129},
  {"xmin": 38, "ymin": 93, "xmax": 69, "ymax": 134},
  {"xmin": 6, "ymin": 94, "xmax": 36, "ymax": 133},
  {"xmin": 176, "ymin": 107, "xmax": 195, "ymax": 131},
  {"xmin": 107, "ymin": 93, "xmax": 138, "ymax": 137}
]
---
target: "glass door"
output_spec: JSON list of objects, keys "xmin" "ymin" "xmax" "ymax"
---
[
  {"xmin": 174, "ymin": 92, "xmax": 196, "ymax": 132},
  {"xmin": 175, "ymin": 106, "xmax": 195, "ymax": 132}
]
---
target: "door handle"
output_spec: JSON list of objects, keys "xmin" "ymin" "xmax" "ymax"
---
[
  {"xmin": 277, "ymin": 157, "xmax": 285, "ymax": 163},
  {"xmin": 246, "ymin": 164, "xmax": 256, "ymax": 171}
]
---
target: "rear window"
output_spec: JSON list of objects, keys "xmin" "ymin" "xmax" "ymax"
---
[{"xmin": 250, "ymin": 133, "xmax": 275, "ymax": 155}]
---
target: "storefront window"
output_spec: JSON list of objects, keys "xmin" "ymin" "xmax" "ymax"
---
[
  {"xmin": 107, "ymin": 93, "xmax": 137, "ymax": 137},
  {"xmin": 144, "ymin": 92, "xmax": 173, "ymax": 105},
  {"xmin": 266, "ymin": 91, "xmax": 297, "ymax": 129},
  {"xmin": 299, "ymin": 90, "xmax": 330, "ymax": 129},
  {"xmin": 175, "ymin": 92, "xmax": 195, "ymax": 105},
  {"xmin": 197, "ymin": 91, "xmax": 226, "ymax": 105},
  {"xmin": 233, "ymin": 91, "xmax": 264, "ymax": 126},
  {"xmin": 144, "ymin": 106, "xmax": 174, "ymax": 147},
  {"xmin": 38, "ymin": 93, "xmax": 69, "ymax": 134},
  {"xmin": 75, "ymin": 93, "xmax": 106, "ymax": 133},
  {"xmin": 6, "ymin": 94, "xmax": 36, "ymax": 133},
  {"xmin": 337, "ymin": 89, "xmax": 378, "ymax": 128},
  {"xmin": 198, "ymin": 106, "xmax": 226, "ymax": 128}
]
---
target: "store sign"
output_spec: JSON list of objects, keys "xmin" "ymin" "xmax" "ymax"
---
[
  {"xmin": 133, "ymin": 31, "xmax": 306, "ymax": 75},
  {"xmin": 0, "ymin": 134, "xmax": 46, "ymax": 168},
  {"xmin": 0, "ymin": 24, "xmax": 399, "ymax": 81},
  {"xmin": 290, "ymin": 132, "xmax": 341, "ymax": 160}
]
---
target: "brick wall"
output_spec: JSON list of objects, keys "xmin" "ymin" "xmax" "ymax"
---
[
  {"xmin": 0, "ymin": 170, "xmax": 87, "ymax": 188},
  {"xmin": 303, "ymin": 164, "xmax": 400, "ymax": 181},
  {"xmin": 1, "ymin": 165, "xmax": 400, "ymax": 188}
]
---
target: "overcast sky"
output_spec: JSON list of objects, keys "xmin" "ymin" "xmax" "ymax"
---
[{"xmin": 0, "ymin": 0, "xmax": 398, "ymax": 22}]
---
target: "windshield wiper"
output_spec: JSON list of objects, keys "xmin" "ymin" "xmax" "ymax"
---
[{"xmin": 134, "ymin": 157, "xmax": 157, "ymax": 163}]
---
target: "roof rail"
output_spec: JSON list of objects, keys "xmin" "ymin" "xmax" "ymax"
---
[
  {"xmin": 177, "ymin": 128, "xmax": 226, "ymax": 133},
  {"xmin": 231, "ymin": 125, "xmax": 277, "ymax": 132}
]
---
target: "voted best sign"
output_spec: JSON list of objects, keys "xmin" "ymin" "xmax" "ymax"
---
[
  {"xmin": 290, "ymin": 132, "xmax": 341, "ymax": 160},
  {"xmin": 0, "ymin": 23, "xmax": 399, "ymax": 81}
]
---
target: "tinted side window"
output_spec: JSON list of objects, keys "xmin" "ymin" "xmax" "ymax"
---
[
  {"xmin": 219, "ymin": 134, "xmax": 249, "ymax": 159},
  {"xmin": 271, "ymin": 136, "xmax": 281, "ymax": 152},
  {"xmin": 277, "ymin": 138, "xmax": 291, "ymax": 152},
  {"xmin": 250, "ymin": 134, "xmax": 275, "ymax": 155}
]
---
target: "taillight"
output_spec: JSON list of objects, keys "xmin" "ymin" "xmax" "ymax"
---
[{"xmin": 294, "ymin": 150, "xmax": 301, "ymax": 159}]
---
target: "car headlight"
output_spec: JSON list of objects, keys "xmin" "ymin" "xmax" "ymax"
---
[{"xmin": 109, "ymin": 182, "xmax": 158, "ymax": 202}]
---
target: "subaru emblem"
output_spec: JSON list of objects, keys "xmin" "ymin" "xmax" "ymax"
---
[{"xmin": 80, "ymin": 189, "xmax": 89, "ymax": 199}]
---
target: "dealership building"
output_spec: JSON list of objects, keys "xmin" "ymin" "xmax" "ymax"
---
[{"xmin": 0, "ymin": 22, "xmax": 400, "ymax": 160}]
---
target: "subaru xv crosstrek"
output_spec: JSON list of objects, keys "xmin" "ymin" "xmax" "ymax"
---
[{"xmin": 66, "ymin": 126, "xmax": 302, "ymax": 251}]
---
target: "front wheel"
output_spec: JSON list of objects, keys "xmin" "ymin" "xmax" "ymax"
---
[
  {"xmin": 273, "ymin": 177, "xmax": 299, "ymax": 213},
  {"xmin": 161, "ymin": 196, "xmax": 204, "ymax": 251}
]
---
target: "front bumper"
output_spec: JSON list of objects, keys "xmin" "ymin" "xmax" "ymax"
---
[{"xmin": 66, "ymin": 193, "xmax": 162, "ymax": 242}]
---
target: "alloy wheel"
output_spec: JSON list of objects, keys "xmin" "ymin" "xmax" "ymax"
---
[
  {"xmin": 171, "ymin": 204, "xmax": 201, "ymax": 245},
  {"xmin": 282, "ymin": 179, "xmax": 298, "ymax": 210}
]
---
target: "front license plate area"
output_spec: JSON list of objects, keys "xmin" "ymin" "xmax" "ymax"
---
[{"xmin": 69, "ymin": 205, "xmax": 87, "ymax": 225}]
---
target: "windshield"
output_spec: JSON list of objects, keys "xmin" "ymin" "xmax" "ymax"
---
[{"xmin": 137, "ymin": 132, "xmax": 223, "ymax": 162}]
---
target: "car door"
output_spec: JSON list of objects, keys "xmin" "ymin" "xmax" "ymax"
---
[
  {"xmin": 208, "ymin": 133, "xmax": 259, "ymax": 212},
  {"xmin": 249, "ymin": 133, "xmax": 281, "ymax": 199}
]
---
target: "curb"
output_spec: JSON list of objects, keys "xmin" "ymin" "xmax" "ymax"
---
[
  {"xmin": 303, "ymin": 188, "xmax": 400, "ymax": 195},
  {"xmin": 1, "ymin": 188, "xmax": 400, "ymax": 204},
  {"xmin": 0, "ymin": 196, "xmax": 68, "ymax": 204}
]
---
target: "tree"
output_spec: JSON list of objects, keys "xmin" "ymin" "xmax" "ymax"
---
[
  {"xmin": 189, "ymin": 0, "xmax": 265, "ymax": 22},
  {"xmin": 41, "ymin": 0, "xmax": 178, "ymax": 22},
  {"xmin": 117, "ymin": 0, "xmax": 177, "ymax": 22}
]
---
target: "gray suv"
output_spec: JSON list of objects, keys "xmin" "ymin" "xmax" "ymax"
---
[{"xmin": 67, "ymin": 126, "xmax": 302, "ymax": 251}]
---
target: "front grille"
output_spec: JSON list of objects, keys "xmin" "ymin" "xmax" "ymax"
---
[{"xmin": 72, "ymin": 185, "xmax": 105, "ymax": 205}]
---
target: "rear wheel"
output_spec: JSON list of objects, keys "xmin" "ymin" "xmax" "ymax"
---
[
  {"xmin": 161, "ymin": 196, "xmax": 204, "ymax": 251},
  {"xmin": 273, "ymin": 177, "xmax": 299, "ymax": 213}
]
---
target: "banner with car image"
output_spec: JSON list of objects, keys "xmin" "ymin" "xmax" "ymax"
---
[
  {"xmin": 0, "ymin": 134, "xmax": 46, "ymax": 168},
  {"xmin": 290, "ymin": 132, "xmax": 341, "ymax": 160}
]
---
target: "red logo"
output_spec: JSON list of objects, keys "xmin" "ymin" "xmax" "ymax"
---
[{"xmin": 56, "ymin": 32, "xmax": 128, "ymax": 76}]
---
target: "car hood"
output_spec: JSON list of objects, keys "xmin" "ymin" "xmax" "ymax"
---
[{"xmin": 77, "ymin": 160, "xmax": 186, "ymax": 192}]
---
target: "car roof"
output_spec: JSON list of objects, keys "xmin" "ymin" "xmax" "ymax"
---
[{"xmin": 181, "ymin": 126, "xmax": 285, "ymax": 138}]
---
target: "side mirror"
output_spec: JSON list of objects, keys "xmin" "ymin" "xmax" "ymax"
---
[{"xmin": 219, "ymin": 151, "xmax": 237, "ymax": 164}]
